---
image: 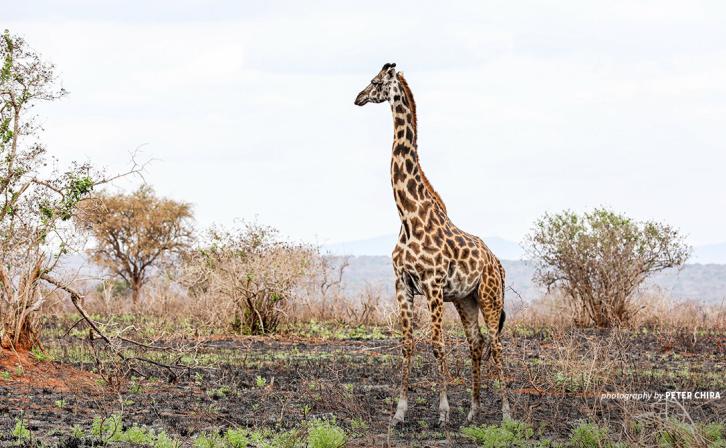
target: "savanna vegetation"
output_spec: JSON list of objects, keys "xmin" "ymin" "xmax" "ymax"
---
[{"xmin": 1, "ymin": 30, "xmax": 724, "ymax": 448}]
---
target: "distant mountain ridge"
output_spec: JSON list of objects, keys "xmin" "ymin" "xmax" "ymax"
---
[
  {"xmin": 324, "ymin": 234, "xmax": 726, "ymax": 264},
  {"xmin": 332, "ymin": 256, "xmax": 726, "ymax": 304}
]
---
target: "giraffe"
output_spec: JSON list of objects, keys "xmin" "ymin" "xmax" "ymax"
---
[{"xmin": 354, "ymin": 63, "xmax": 511, "ymax": 425}]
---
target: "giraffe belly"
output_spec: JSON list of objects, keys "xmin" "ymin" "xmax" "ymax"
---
[{"xmin": 443, "ymin": 265, "xmax": 480, "ymax": 301}]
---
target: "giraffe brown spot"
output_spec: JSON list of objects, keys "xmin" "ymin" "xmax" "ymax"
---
[
  {"xmin": 455, "ymin": 236, "xmax": 466, "ymax": 246},
  {"xmin": 393, "ymin": 162, "xmax": 406, "ymax": 183},
  {"xmin": 406, "ymin": 128, "xmax": 414, "ymax": 141},
  {"xmin": 395, "ymin": 104, "xmax": 405, "ymax": 113},
  {"xmin": 394, "ymin": 117, "xmax": 405, "ymax": 127},
  {"xmin": 409, "ymin": 241, "xmax": 421, "ymax": 254},
  {"xmin": 406, "ymin": 178, "xmax": 418, "ymax": 199},
  {"xmin": 405, "ymin": 159, "xmax": 414, "ymax": 173},
  {"xmin": 397, "ymin": 190, "xmax": 417, "ymax": 212},
  {"xmin": 397, "ymin": 129, "xmax": 404, "ymax": 139},
  {"xmin": 461, "ymin": 248, "xmax": 470, "ymax": 259}
]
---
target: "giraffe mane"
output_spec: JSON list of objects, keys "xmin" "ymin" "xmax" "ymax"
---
[{"xmin": 396, "ymin": 72, "xmax": 448, "ymax": 214}]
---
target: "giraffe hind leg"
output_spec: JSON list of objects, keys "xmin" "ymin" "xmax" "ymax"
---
[
  {"xmin": 453, "ymin": 293, "xmax": 484, "ymax": 423},
  {"xmin": 479, "ymin": 281, "xmax": 511, "ymax": 420}
]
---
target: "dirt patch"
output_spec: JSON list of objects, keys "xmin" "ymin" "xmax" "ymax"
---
[{"xmin": 0, "ymin": 349, "xmax": 100, "ymax": 393}]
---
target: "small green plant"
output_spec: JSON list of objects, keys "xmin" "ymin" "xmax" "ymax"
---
[
  {"xmin": 307, "ymin": 418, "xmax": 347, "ymax": 448},
  {"xmin": 54, "ymin": 399, "xmax": 66, "ymax": 409},
  {"xmin": 14, "ymin": 364, "xmax": 24, "ymax": 376},
  {"xmin": 207, "ymin": 385, "xmax": 232, "ymax": 399},
  {"xmin": 30, "ymin": 346, "xmax": 51, "ymax": 362},
  {"xmin": 224, "ymin": 428, "xmax": 250, "ymax": 448},
  {"xmin": 70, "ymin": 425, "xmax": 85, "ymax": 440},
  {"xmin": 12, "ymin": 417, "xmax": 31, "ymax": 443},
  {"xmin": 121, "ymin": 425, "xmax": 155, "ymax": 445},
  {"xmin": 129, "ymin": 377, "xmax": 143, "ymax": 394},
  {"xmin": 1, "ymin": 370, "xmax": 10, "ymax": 380},
  {"xmin": 91, "ymin": 414, "xmax": 123, "ymax": 442},
  {"xmin": 461, "ymin": 419, "xmax": 534, "ymax": 448},
  {"xmin": 194, "ymin": 431, "xmax": 225, "ymax": 448},
  {"xmin": 569, "ymin": 422, "xmax": 609, "ymax": 448},
  {"xmin": 701, "ymin": 422, "xmax": 725, "ymax": 445},
  {"xmin": 350, "ymin": 417, "xmax": 368, "ymax": 433},
  {"xmin": 255, "ymin": 375, "xmax": 267, "ymax": 388},
  {"xmin": 154, "ymin": 431, "xmax": 180, "ymax": 448}
]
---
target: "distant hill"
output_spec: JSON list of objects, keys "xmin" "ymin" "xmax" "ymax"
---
[
  {"xmin": 326, "ymin": 235, "xmax": 726, "ymax": 264},
  {"xmin": 332, "ymin": 256, "xmax": 726, "ymax": 304}
]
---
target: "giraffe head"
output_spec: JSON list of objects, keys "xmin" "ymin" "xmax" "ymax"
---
[{"xmin": 354, "ymin": 62, "xmax": 397, "ymax": 106}]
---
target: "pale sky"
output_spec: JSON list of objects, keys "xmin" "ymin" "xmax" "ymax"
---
[{"xmin": 6, "ymin": 1, "xmax": 726, "ymax": 247}]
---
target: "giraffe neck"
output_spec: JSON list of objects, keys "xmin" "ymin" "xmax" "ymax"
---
[{"xmin": 389, "ymin": 74, "xmax": 446, "ymax": 227}]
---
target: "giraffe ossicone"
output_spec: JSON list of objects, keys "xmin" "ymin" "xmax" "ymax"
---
[{"xmin": 355, "ymin": 63, "xmax": 511, "ymax": 425}]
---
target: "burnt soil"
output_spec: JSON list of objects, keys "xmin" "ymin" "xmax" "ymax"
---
[{"xmin": 0, "ymin": 326, "xmax": 724, "ymax": 447}]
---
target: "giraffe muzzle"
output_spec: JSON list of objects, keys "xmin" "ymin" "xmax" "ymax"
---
[{"xmin": 354, "ymin": 91, "xmax": 369, "ymax": 106}]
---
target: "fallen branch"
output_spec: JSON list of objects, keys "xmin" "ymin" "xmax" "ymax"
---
[{"xmin": 41, "ymin": 274, "xmax": 182, "ymax": 381}]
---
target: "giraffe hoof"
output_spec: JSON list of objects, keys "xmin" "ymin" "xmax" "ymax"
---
[
  {"xmin": 437, "ymin": 411, "xmax": 449, "ymax": 427},
  {"xmin": 466, "ymin": 407, "xmax": 479, "ymax": 423},
  {"xmin": 501, "ymin": 402, "xmax": 511, "ymax": 421}
]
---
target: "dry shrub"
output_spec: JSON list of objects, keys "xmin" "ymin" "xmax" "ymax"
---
[
  {"xmin": 181, "ymin": 223, "xmax": 316, "ymax": 335},
  {"xmin": 510, "ymin": 288, "xmax": 725, "ymax": 333},
  {"xmin": 525, "ymin": 208, "xmax": 690, "ymax": 327}
]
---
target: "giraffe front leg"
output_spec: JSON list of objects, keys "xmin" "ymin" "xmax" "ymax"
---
[
  {"xmin": 393, "ymin": 278, "xmax": 414, "ymax": 424},
  {"xmin": 424, "ymin": 284, "xmax": 449, "ymax": 426}
]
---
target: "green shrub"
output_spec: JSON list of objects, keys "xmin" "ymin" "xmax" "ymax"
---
[
  {"xmin": 91, "ymin": 414, "xmax": 123, "ymax": 442},
  {"xmin": 569, "ymin": 422, "xmax": 614, "ymax": 448},
  {"xmin": 153, "ymin": 431, "xmax": 180, "ymax": 448},
  {"xmin": 194, "ymin": 432, "xmax": 226, "ymax": 448},
  {"xmin": 12, "ymin": 418, "xmax": 31, "ymax": 442},
  {"xmin": 461, "ymin": 419, "xmax": 534, "ymax": 447},
  {"xmin": 307, "ymin": 418, "xmax": 347, "ymax": 448},
  {"xmin": 659, "ymin": 419, "xmax": 726, "ymax": 448},
  {"xmin": 225, "ymin": 428, "xmax": 250, "ymax": 448}
]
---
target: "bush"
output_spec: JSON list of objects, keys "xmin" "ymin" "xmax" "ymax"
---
[
  {"xmin": 569, "ymin": 422, "xmax": 609, "ymax": 448},
  {"xmin": 461, "ymin": 419, "xmax": 535, "ymax": 447},
  {"xmin": 525, "ymin": 208, "xmax": 690, "ymax": 327},
  {"xmin": 182, "ymin": 223, "xmax": 316, "ymax": 335},
  {"xmin": 307, "ymin": 418, "xmax": 347, "ymax": 448}
]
